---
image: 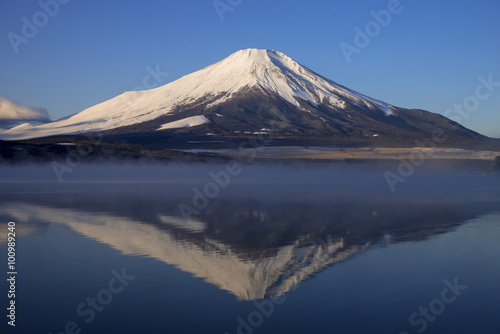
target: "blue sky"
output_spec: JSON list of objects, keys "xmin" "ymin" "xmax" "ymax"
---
[{"xmin": 0, "ymin": 0, "xmax": 499, "ymax": 137}]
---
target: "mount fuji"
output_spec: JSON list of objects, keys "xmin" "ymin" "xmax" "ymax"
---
[{"xmin": 0, "ymin": 49, "xmax": 496, "ymax": 150}]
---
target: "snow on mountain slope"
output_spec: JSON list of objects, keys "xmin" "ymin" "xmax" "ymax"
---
[
  {"xmin": 156, "ymin": 115, "xmax": 208, "ymax": 131},
  {"xmin": 0, "ymin": 49, "xmax": 394, "ymax": 140}
]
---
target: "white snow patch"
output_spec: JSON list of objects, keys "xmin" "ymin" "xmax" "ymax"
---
[{"xmin": 156, "ymin": 115, "xmax": 209, "ymax": 131}]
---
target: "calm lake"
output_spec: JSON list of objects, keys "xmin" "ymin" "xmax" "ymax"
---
[{"xmin": 1, "ymin": 164, "xmax": 499, "ymax": 334}]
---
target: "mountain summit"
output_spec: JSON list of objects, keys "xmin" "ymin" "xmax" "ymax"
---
[
  {"xmin": 170, "ymin": 48, "xmax": 395, "ymax": 115},
  {"xmin": 0, "ymin": 49, "xmax": 493, "ymax": 149}
]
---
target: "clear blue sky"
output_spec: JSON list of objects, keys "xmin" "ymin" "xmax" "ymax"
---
[{"xmin": 1, "ymin": 0, "xmax": 499, "ymax": 137}]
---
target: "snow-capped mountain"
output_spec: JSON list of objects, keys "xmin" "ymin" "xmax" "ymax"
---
[{"xmin": 0, "ymin": 49, "xmax": 491, "ymax": 148}]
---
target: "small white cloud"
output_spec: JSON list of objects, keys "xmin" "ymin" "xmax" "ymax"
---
[{"xmin": 0, "ymin": 97, "xmax": 50, "ymax": 121}]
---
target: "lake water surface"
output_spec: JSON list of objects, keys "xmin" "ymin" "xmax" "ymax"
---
[{"xmin": 1, "ymin": 164, "xmax": 499, "ymax": 334}]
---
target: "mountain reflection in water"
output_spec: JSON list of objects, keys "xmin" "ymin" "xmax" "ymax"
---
[{"xmin": 1, "ymin": 181, "xmax": 497, "ymax": 301}]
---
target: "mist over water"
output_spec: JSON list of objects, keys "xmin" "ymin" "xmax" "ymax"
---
[{"xmin": 1, "ymin": 162, "xmax": 498, "ymax": 202}]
